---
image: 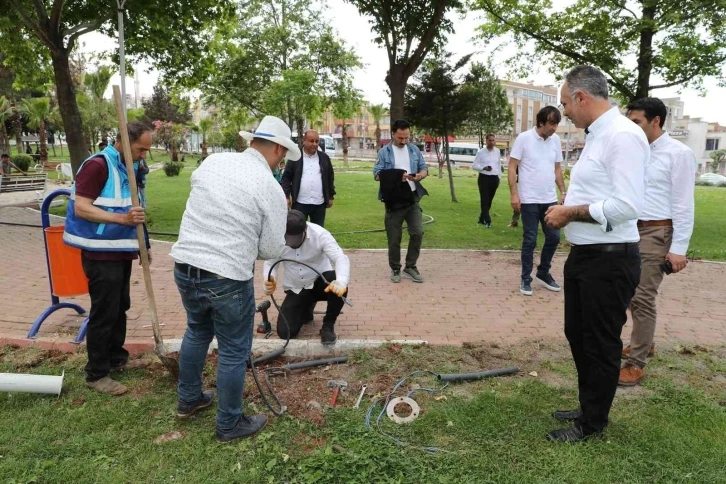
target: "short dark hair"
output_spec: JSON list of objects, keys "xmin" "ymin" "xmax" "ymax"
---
[
  {"xmin": 485, "ymin": 133, "xmax": 495, "ymax": 139},
  {"xmin": 250, "ymin": 137, "xmax": 282, "ymax": 151},
  {"xmin": 391, "ymin": 119, "xmax": 410, "ymax": 133},
  {"xmin": 116, "ymin": 121, "xmax": 152, "ymax": 144},
  {"xmin": 1, "ymin": 153, "xmax": 9, "ymax": 158},
  {"xmin": 536, "ymin": 106, "xmax": 562, "ymax": 127},
  {"xmin": 626, "ymin": 97, "xmax": 667, "ymax": 128}
]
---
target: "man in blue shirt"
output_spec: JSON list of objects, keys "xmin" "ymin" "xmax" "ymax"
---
[{"xmin": 373, "ymin": 120, "xmax": 428, "ymax": 283}]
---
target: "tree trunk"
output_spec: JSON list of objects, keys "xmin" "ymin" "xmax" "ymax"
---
[
  {"xmin": 635, "ymin": 5, "xmax": 657, "ymax": 100},
  {"xmin": 386, "ymin": 66, "xmax": 408, "ymax": 122},
  {"xmin": 171, "ymin": 143, "xmax": 179, "ymax": 162},
  {"xmin": 443, "ymin": 135, "xmax": 457, "ymax": 202},
  {"xmin": 13, "ymin": 109, "xmax": 23, "ymax": 155},
  {"xmin": 51, "ymin": 49, "xmax": 89, "ymax": 174},
  {"xmin": 39, "ymin": 120, "xmax": 48, "ymax": 163},
  {"xmin": 296, "ymin": 116, "xmax": 304, "ymax": 152},
  {"xmin": 0, "ymin": 124, "xmax": 8, "ymax": 154},
  {"xmin": 202, "ymin": 133, "xmax": 208, "ymax": 156},
  {"xmin": 375, "ymin": 125, "xmax": 381, "ymax": 152},
  {"xmin": 342, "ymin": 123, "xmax": 349, "ymax": 167}
]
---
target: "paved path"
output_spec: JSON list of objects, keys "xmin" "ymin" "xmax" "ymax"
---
[{"xmin": 1, "ymin": 206, "xmax": 724, "ymax": 350}]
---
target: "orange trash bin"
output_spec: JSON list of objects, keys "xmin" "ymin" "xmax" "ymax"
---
[{"xmin": 45, "ymin": 226, "xmax": 89, "ymax": 297}]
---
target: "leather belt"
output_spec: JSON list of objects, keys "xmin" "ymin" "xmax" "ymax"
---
[
  {"xmin": 175, "ymin": 263, "xmax": 224, "ymax": 279},
  {"xmin": 637, "ymin": 219, "xmax": 672, "ymax": 228},
  {"xmin": 571, "ymin": 242, "xmax": 639, "ymax": 254}
]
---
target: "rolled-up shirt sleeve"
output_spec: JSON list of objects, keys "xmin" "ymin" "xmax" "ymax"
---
[
  {"xmin": 669, "ymin": 150, "xmax": 697, "ymax": 255},
  {"xmin": 262, "ymin": 259, "xmax": 280, "ymax": 282},
  {"xmin": 320, "ymin": 231, "xmax": 350, "ymax": 286},
  {"xmin": 257, "ymin": 184, "xmax": 287, "ymax": 260},
  {"xmin": 588, "ymin": 131, "xmax": 647, "ymax": 232}
]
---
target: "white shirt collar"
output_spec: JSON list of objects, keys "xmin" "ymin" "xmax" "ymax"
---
[
  {"xmin": 303, "ymin": 150, "xmax": 319, "ymax": 158},
  {"xmin": 585, "ymin": 107, "xmax": 619, "ymax": 137},
  {"xmin": 650, "ymin": 131, "xmax": 670, "ymax": 149}
]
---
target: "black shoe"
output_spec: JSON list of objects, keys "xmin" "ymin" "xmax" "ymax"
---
[
  {"xmin": 552, "ymin": 408, "xmax": 582, "ymax": 422},
  {"xmin": 320, "ymin": 325, "xmax": 337, "ymax": 346},
  {"xmin": 546, "ymin": 425, "xmax": 602, "ymax": 443},
  {"xmin": 176, "ymin": 390, "xmax": 215, "ymax": 419},
  {"xmin": 520, "ymin": 280, "xmax": 533, "ymax": 296},
  {"xmin": 536, "ymin": 273, "xmax": 561, "ymax": 292},
  {"xmin": 216, "ymin": 414, "xmax": 268, "ymax": 443}
]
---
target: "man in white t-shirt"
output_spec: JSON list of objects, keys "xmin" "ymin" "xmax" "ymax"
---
[
  {"xmin": 472, "ymin": 133, "xmax": 501, "ymax": 227},
  {"xmin": 508, "ymin": 106, "xmax": 567, "ymax": 296}
]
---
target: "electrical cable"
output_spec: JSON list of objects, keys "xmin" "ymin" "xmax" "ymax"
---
[
  {"xmin": 247, "ymin": 258, "xmax": 353, "ymax": 416},
  {"xmin": 364, "ymin": 370, "xmax": 454, "ymax": 454}
]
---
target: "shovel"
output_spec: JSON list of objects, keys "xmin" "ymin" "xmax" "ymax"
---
[{"xmin": 113, "ymin": 85, "xmax": 179, "ymax": 377}]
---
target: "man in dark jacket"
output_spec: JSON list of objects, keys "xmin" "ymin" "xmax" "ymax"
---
[{"xmin": 281, "ymin": 130, "xmax": 335, "ymax": 227}]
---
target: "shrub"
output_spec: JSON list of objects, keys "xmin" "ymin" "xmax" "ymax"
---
[
  {"xmin": 163, "ymin": 161, "xmax": 184, "ymax": 177},
  {"xmin": 11, "ymin": 154, "xmax": 33, "ymax": 173}
]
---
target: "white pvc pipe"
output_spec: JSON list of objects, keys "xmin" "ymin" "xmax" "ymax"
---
[{"xmin": 0, "ymin": 370, "xmax": 64, "ymax": 395}]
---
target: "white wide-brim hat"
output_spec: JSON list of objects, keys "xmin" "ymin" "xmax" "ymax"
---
[{"xmin": 240, "ymin": 115, "xmax": 301, "ymax": 160}]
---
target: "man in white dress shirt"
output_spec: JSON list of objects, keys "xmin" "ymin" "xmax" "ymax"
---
[
  {"xmin": 281, "ymin": 130, "xmax": 336, "ymax": 227},
  {"xmin": 619, "ymin": 97, "xmax": 696, "ymax": 386},
  {"xmin": 473, "ymin": 133, "xmax": 501, "ymax": 227},
  {"xmin": 509, "ymin": 106, "xmax": 567, "ymax": 296},
  {"xmin": 262, "ymin": 210, "xmax": 350, "ymax": 346},
  {"xmin": 544, "ymin": 66, "xmax": 648, "ymax": 443},
  {"xmin": 170, "ymin": 115, "xmax": 297, "ymax": 444}
]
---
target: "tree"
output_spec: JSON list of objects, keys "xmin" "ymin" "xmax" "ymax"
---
[
  {"xmin": 0, "ymin": 0, "xmax": 236, "ymax": 174},
  {"xmin": 198, "ymin": 118, "xmax": 214, "ymax": 157},
  {"xmin": 202, "ymin": 0, "xmax": 360, "ymax": 135},
  {"xmin": 475, "ymin": 0, "xmax": 726, "ymax": 103},
  {"xmin": 332, "ymin": 82, "xmax": 363, "ymax": 167},
  {"xmin": 142, "ymin": 85, "xmax": 192, "ymax": 126},
  {"xmin": 461, "ymin": 63, "xmax": 512, "ymax": 147},
  {"xmin": 711, "ymin": 149, "xmax": 726, "ymax": 174},
  {"xmin": 78, "ymin": 66, "xmax": 116, "ymax": 149},
  {"xmin": 0, "ymin": 96, "xmax": 12, "ymax": 154},
  {"xmin": 345, "ymin": 0, "xmax": 463, "ymax": 121},
  {"xmin": 405, "ymin": 54, "xmax": 476, "ymax": 201},
  {"xmin": 368, "ymin": 103, "xmax": 387, "ymax": 151},
  {"xmin": 152, "ymin": 121, "xmax": 187, "ymax": 162},
  {"xmin": 20, "ymin": 97, "xmax": 51, "ymax": 162}
]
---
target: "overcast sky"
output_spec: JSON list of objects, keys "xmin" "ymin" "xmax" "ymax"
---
[{"xmin": 85, "ymin": 1, "xmax": 726, "ymax": 124}]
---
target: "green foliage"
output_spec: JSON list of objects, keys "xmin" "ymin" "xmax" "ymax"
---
[
  {"xmin": 474, "ymin": 0, "xmax": 726, "ymax": 102},
  {"xmin": 142, "ymin": 85, "xmax": 192, "ymax": 125},
  {"xmin": 162, "ymin": 161, "xmax": 184, "ymax": 177},
  {"xmin": 710, "ymin": 149, "xmax": 726, "ymax": 172},
  {"xmin": 345, "ymin": 0, "xmax": 463, "ymax": 119},
  {"xmin": 202, "ymin": 0, "xmax": 359, "ymax": 132},
  {"xmin": 126, "ymin": 108, "xmax": 145, "ymax": 123},
  {"xmin": 19, "ymin": 97, "xmax": 50, "ymax": 131},
  {"xmin": 461, "ymin": 62, "xmax": 513, "ymax": 146},
  {"xmin": 10, "ymin": 153, "xmax": 31, "ymax": 172}
]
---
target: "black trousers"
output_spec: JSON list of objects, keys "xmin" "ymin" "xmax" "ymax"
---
[
  {"xmin": 292, "ymin": 202, "xmax": 327, "ymax": 227},
  {"xmin": 81, "ymin": 255, "xmax": 132, "ymax": 382},
  {"xmin": 564, "ymin": 243, "xmax": 641, "ymax": 434},
  {"xmin": 477, "ymin": 174, "xmax": 499, "ymax": 224},
  {"xmin": 276, "ymin": 271, "xmax": 346, "ymax": 339}
]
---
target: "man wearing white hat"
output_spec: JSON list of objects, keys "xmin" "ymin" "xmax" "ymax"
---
[{"xmin": 170, "ymin": 115, "xmax": 299, "ymax": 444}]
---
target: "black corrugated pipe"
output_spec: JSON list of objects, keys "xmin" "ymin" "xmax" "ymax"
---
[{"xmin": 437, "ymin": 366, "xmax": 520, "ymax": 382}]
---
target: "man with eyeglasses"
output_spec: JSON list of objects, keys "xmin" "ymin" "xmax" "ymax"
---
[{"xmin": 544, "ymin": 65, "xmax": 648, "ymax": 443}]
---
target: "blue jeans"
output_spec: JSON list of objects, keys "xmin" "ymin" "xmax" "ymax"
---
[
  {"xmin": 174, "ymin": 266, "xmax": 255, "ymax": 431},
  {"xmin": 520, "ymin": 203, "xmax": 560, "ymax": 284}
]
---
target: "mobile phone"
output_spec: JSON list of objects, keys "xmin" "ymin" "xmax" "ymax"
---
[{"xmin": 660, "ymin": 260, "xmax": 673, "ymax": 275}]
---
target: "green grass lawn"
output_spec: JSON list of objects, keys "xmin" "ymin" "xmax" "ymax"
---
[
  {"xmin": 1, "ymin": 343, "xmax": 724, "ymax": 483},
  {"xmin": 49, "ymin": 158, "xmax": 726, "ymax": 259}
]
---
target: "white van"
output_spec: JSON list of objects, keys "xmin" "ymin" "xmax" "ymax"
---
[
  {"xmin": 318, "ymin": 135, "xmax": 335, "ymax": 157},
  {"xmin": 446, "ymin": 142, "xmax": 480, "ymax": 164}
]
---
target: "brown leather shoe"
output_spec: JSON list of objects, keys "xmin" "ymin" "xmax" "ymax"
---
[
  {"xmin": 621, "ymin": 344, "xmax": 655, "ymax": 359},
  {"xmin": 618, "ymin": 364, "xmax": 645, "ymax": 386},
  {"xmin": 87, "ymin": 376, "xmax": 128, "ymax": 396},
  {"xmin": 113, "ymin": 358, "xmax": 153, "ymax": 371}
]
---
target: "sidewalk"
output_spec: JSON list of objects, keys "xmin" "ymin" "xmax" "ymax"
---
[{"xmin": 1, "ymin": 206, "xmax": 724, "ymax": 351}]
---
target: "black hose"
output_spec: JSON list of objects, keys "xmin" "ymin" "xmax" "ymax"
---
[
  {"xmin": 282, "ymin": 356, "xmax": 348, "ymax": 371},
  {"xmin": 437, "ymin": 366, "xmax": 520, "ymax": 382}
]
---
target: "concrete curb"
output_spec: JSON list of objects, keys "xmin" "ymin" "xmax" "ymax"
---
[{"xmin": 0, "ymin": 337, "xmax": 429, "ymax": 359}]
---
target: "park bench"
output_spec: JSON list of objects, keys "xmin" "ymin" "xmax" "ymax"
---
[{"xmin": 0, "ymin": 174, "xmax": 48, "ymax": 204}]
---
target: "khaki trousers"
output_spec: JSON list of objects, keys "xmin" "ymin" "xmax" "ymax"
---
[{"xmin": 627, "ymin": 226, "xmax": 673, "ymax": 366}]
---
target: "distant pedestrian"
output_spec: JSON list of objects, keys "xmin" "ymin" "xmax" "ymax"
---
[{"xmin": 473, "ymin": 133, "xmax": 501, "ymax": 227}]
